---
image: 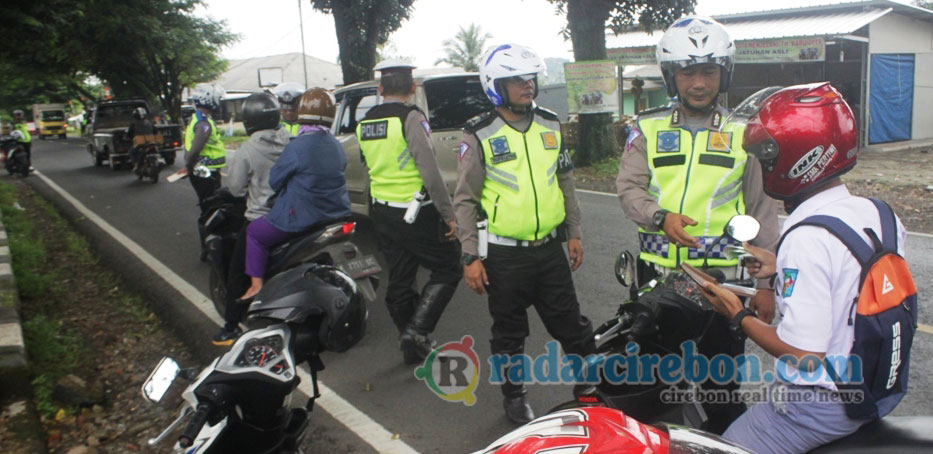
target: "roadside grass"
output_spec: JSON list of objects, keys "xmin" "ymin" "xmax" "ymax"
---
[
  {"xmin": 573, "ymin": 151, "xmax": 621, "ymax": 182},
  {"xmin": 0, "ymin": 180, "xmax": 156, "ymax": 416},
  {"xmin": 221, "ymin": 134, "xmax": 250, "ymax": 149}
]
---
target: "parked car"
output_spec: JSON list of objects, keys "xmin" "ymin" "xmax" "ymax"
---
[
  {"xmin": 333, "ymin": 72, "xmax": 490, "ymax": 215},
  {"xmin": 85, "ymin": 100, "xmax": 182, "ymax": 170}
]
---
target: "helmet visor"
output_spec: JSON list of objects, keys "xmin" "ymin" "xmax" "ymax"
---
[{"xmin": 743, "ymin": 116, "xmax": 780, "ymax": 161}]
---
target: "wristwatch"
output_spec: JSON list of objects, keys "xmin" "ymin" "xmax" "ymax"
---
[
  {"xmin": 461, "ymin": 253, "xmax": 480, "ymax": 266},
  {"xmin": 729, "ymin": 308, "xmax": 756, "ymax": 339},
  {"xmin": 652, "ymin": 209, "xmax": 670, "ymax": 231}
]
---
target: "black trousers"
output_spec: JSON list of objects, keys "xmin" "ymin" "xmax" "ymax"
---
[
  {"xmin": 483, "ymin": 239, "xmax": 595, "ymax": 397},
  {"xmin": 222, "ymin": 221, "xmax": 251, "ymax": 330},
  {"xmin": 371, "ymin": 202, "xmax": 461, "ymax": 333},
  {"xmin": 190, "ymin": 170, "xmax": 221, "ymax": 248},
  {"xmin": 697, "ymin": 314, "xmax": 748, "ymax": 434}
]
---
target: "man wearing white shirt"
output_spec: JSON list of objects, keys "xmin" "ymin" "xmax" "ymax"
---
[{"xmin": 702, "ymin": 82, "xmax": 912, "ymax": 454}]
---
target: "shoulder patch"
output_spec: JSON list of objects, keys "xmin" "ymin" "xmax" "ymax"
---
[
  {"xmin": 782, "ymin": 268, "xmax": 799, "ymax": 298},
  {"xmin": 625, "ymin": 127, "xmax": 642, "ymax": 151},
  {"xmin": 465, "ymin": 111, "xmax": 495, "ymax": 133},
  {"xmin": 458, "ymin": 141, "xmax": 470, "ymax": 161},
  {"xmin": 534, "ymin": 106, "xmax": 560, "ymax": 121},
  {"xmin": 421, "ymin": 120, "xmax": 431, "ymax": 135}
]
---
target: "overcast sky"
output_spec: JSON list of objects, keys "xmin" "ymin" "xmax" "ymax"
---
[{"xmin": 200, "ymin": 0, "xmax": 887, "ymax": 67}]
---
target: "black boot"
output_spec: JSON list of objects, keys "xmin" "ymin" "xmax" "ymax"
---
[
  {"xmin": 503, "ymin": 389, "xmax": 535, "ymax": 425},
  {"xmin": 399, "ymin": 283, "xmax": 455, "ymax": 364}
]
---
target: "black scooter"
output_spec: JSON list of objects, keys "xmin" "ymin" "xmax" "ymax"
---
[
  {"xmin": 141, "ymin": 261, "xmax": 368, "ymax": 453},
  {"xmin": 200, "ymin": 189, "xmax": 380, "ymax": 320}
]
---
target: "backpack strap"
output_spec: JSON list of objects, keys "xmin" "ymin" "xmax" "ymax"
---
[
  {"xmin": 869, "ymin": 198, "xmax": 898, "ymax": 253},
  {"xmin": 777, "ymin": 215, "xmax": 874, "ymax": 266}
]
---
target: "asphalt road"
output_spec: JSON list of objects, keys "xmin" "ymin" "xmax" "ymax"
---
[{"xmin": 22, "ymin": 137, "xmax": 933, "ymax": 453}]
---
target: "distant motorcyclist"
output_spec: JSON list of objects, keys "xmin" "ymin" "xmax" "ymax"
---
[
  {"xmin": 272, "ymin": 82, "xmax": 304, "ymax": 136},
  {"xmin": 127, "ymin": 107, "xmax": 156, "ymax": 169},
  {"xmin": 11, "ymin": 109, "xmax": 32, "ymax": 168},
  {"xmin": 212, "ymin": 92, "xmax": 291, "ymax": 346}
]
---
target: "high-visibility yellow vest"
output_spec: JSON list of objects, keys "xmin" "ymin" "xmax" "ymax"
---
[
  {"xmin": 356, "ymin": 103, "xmax": 424, "ymax": 202},
  {"xmin": 472, "ymin": 109, "xmax": 565, "ymax": 241},
  {"xmin": 185, "ymin": 112, "xmax": 225, "ymax": 169},
  {"xmin": 637, "ymin": 107, "xmax": 747, "ymax": 268},
  {"xmin": 13, "ymin": 123, "xmax": 31, "ymax": 143},
  {"xmin": 281, "ymin": 122, "xmax": 299, "ymax": 136}
]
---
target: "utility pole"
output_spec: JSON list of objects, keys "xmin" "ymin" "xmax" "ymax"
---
[{"xmin": 298, "ymin": 0, "xmax": 309, "ymax": 88}]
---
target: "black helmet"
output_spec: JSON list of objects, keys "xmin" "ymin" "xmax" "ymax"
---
[
  {"xmin": 242, "ymin": 92, "xmax": 281, "ymax": 135},
  {"xmin": 246, "ymin": 263, "xmax": 367, "ymax": 354}
]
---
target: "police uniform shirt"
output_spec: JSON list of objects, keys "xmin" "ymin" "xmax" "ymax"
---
[
  {"xmin": 775, "ymin": 184, "xmax": 907, "ymax": 389},
  {"xmin": 454, "ymin": 111, "xmax": 582, "ymax": 257},
  {"xmin": 616, "ymin": 103, "xmax": 779, "ymax": 283}
]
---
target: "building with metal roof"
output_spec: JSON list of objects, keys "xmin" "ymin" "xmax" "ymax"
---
[
  {"xmin": 216, "ymin": 52, "xmax": 343, "ymax": 93},
  {"xmin": 606, "ymin": 0, "xmax": 933, "ymax": 145}
]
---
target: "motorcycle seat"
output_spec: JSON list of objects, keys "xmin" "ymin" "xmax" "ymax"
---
[
  {"xmin": 809, "ymin": 416, "xmax": 933, "ymax": 453},
  {"xmin": 267, "ymin": 219, "xmax": 351, "ymax": 276}
]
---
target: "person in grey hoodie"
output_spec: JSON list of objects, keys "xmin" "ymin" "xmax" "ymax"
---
[{"xmin": 212, "ymin": 92, "xmax": 292, "ymax": 346}]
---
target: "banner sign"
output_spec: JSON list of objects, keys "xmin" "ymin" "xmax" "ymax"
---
[
  {"xmin": 564, "ymin": 60, "xmax": 619, "ymax": 115},
  {"xmin": 734, "ymin": 36, "xmax": 825, "ymax": 63},
  {"xmin": 607, "ymin": 46, "xmax": 656, "ymax": 66},
  {"xmin": 607, "ymin": 36, "xmax": 825, "ymax": 65}
]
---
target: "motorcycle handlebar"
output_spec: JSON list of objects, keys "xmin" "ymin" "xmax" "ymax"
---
[{"xmin": 178, "ymin": 403, "xmax": 212, "ymax": 448}]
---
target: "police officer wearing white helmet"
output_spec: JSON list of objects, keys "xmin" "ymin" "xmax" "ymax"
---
[
  {"xmin": 616, "ymin": 16, "xmax": 779, "ymax": 433},
  {"xmin": 272, "ymin": 82, "xmax": 304, "ymax": 136},
  {"xmin": 185, "ymin": 83, "xmax": 226, "ymax": 260},
  {"xmin": 454, "ymin": 44, "xmax": 595, "ymax": 425},
  {"xmin": 355, "ymin": 59, "xmax": 462, "ymax": 366}
]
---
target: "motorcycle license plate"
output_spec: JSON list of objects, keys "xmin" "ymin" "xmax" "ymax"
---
[{"xmin": 338, "ymin": 255, "xmax": 381, "ymax": 278}]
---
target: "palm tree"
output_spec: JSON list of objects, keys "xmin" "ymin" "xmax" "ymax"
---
[{"xmin": 435, "ymin": 24, "xmax": 492, "ymax": 72}]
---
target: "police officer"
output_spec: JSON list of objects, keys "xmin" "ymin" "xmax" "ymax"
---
[
  {"xmin": 185, "ymin": 83, "xmax": 226, "ymax": 261},
  {"xmin": 11, "ymin": 110, "xmax": 32, "ymax": 167},
  {"xmin": 616, "ymin": 16, "xmax": 779, "ymax": 433},
  {"xmin": 356, "ymin": 60, "xmax": 461, "ymax": 365},
  {"xmin": 272, "ymin": 82, "xmax": 304, "ymax": 136},
  {"xmin": 454, "ymin": 44, "xmax": 594, "ymax": 425}
]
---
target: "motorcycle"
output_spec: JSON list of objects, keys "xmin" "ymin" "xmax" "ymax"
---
[
  {"xmin": 133, "ymin": 138, "xmax": 165, "ymax": 183},
  {"xmin": 141, "ymin": 261, "xmax": 368, "ymax": 453},
  {"xmin": 201, "ymin": 188, "xmax": 380, "ymax": 320},
  {"xmin": 550, "ymin": 215, "xmax": 762, "ymax": 428},
  {"xmin": 1, "ymin": 131, "xmax": 31, "ymax": 177}
]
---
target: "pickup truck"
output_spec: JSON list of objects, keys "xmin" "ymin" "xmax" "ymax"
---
[
  {"xmin": 333, "ymin": 72, "xmax": 490, "ymax": 215},
  {"xmin": 85, "ymin": 99, "xmax": 183, "ymax": 170}
]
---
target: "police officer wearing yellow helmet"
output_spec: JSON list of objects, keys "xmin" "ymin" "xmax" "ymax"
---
[
  {"xmin": 11, "ymin": 110, "xmax": 32, "ymax": 167},
  {"xmin": 616, "ymin": 16, "xmax": 779, "ymax": 433},
  {"xmin": 356, "ymin": 60, "xmax": 462, "ymax": 365},
  {"xmin": 272, "ymin": 82, "xmax": 303, "ymax": 136},
  {"xmin": 185, "ymin": 83, "xmax": 226, "ymax": 260},
  {"xmin": 455, "ymin": 44, "xmax": 595, "ymax": 425}
]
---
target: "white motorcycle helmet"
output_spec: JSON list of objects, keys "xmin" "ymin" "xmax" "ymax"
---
[
  {"xmin": 192, "ymin": 83, "xmax": 226, "ymax": 111},
  {"xmin": 272, "ymin": 82, "xmax": 305, "ymax": 105},
  {"xmin": 478, "ymin": 43, "xmax": 546, "ymax": 107},
  {"xmin": 656, "ymin": 16, "xmax": 734, "ymax": 98}
]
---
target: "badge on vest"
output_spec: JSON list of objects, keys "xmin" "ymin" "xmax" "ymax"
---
[
  {"xmin": 489, "ymin": 136, "xmax": 517, "ymax": 164},
  {"xmin": 657, "ymin": 131, "xmax": 680, "ymax": 153},
  {"xmin": 359, "ymin": 121, "xmax": 388, "ymax": 140},
  {"xmin": 541, "ymin": 132, "xmax": 559, "ymax": 150},
  {"xmin": 707, "ymin": 131, "xmax": 732, "ymax": 153}
]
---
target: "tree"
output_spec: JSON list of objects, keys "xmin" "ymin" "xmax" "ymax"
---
[
  {"xmin": 435, "ymin": 24, "xmax": 491, "ymax": 72},
  {"xmin": 548, "ymin": 0, "xmax": 695, "ymax": 166},
  {"xmin": 310, "ymin": 0, "xmax": 416, "ymax": 84}
]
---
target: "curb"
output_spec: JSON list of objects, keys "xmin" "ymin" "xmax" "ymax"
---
[{"xmin": 0, "ymin": 211, "xmax": 28, "ymax": 396}]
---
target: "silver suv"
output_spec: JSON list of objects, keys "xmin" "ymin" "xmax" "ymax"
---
[{"xmin": 333, "ymin": 73, "xmax": 490, "ymax": 215}]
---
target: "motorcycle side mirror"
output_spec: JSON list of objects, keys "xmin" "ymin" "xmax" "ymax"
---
[
  {"xmin": 614, "ymin": 251, "xmax": 637, "ymax": 288},
  {"xmin": 141, "ymin": 357, "xmax": 180, "ymax": 403},
  {"xmin": 724, "ymin": 215, "xmax": 760, "ymax": 242}
]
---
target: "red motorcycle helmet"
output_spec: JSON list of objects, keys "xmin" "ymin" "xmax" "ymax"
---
[{"xmin": 741, "ymin": 82, "xmax": 858, "ymax": 201}]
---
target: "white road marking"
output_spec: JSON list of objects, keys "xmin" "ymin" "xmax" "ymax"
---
[
  {"xmin": 919, "ymin": 323, "xmax": 933, "ymax": 336},
  {"xmin": 33, "ymin": 170, "xmax": 420, "ymax": 454}
]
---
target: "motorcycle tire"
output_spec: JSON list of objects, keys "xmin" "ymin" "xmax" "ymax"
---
[
  {"xmin": 15, "ymin": 155, "xmax": 29, "ymax": 178},
  {"xmin": 209, "ymin": 265, "xmax": 227, "ymax": 318}
]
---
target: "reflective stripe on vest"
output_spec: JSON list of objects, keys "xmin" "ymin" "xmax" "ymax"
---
[
  {"xmin": 637, "ymin": 111, "xmax": 747, "ymax": 268},
  {"xmin": 185, "ymin": 113, "xmax": 225, "ymax": 169},
  {"xmin": 281, "ymin": 122, "xmax": 300, "ymax": 136},
  {"xmin": 476, "ymin": 114, "xmax": 565, "ymax": 241},
  {"xmin": 356, "ymin": 113, "xmax": 423, "ymax": 202}
]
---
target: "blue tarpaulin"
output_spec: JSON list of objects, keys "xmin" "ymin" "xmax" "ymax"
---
[{"xmin": 869, "ymin": 54, "xmax": 914, "ymax": 144}]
